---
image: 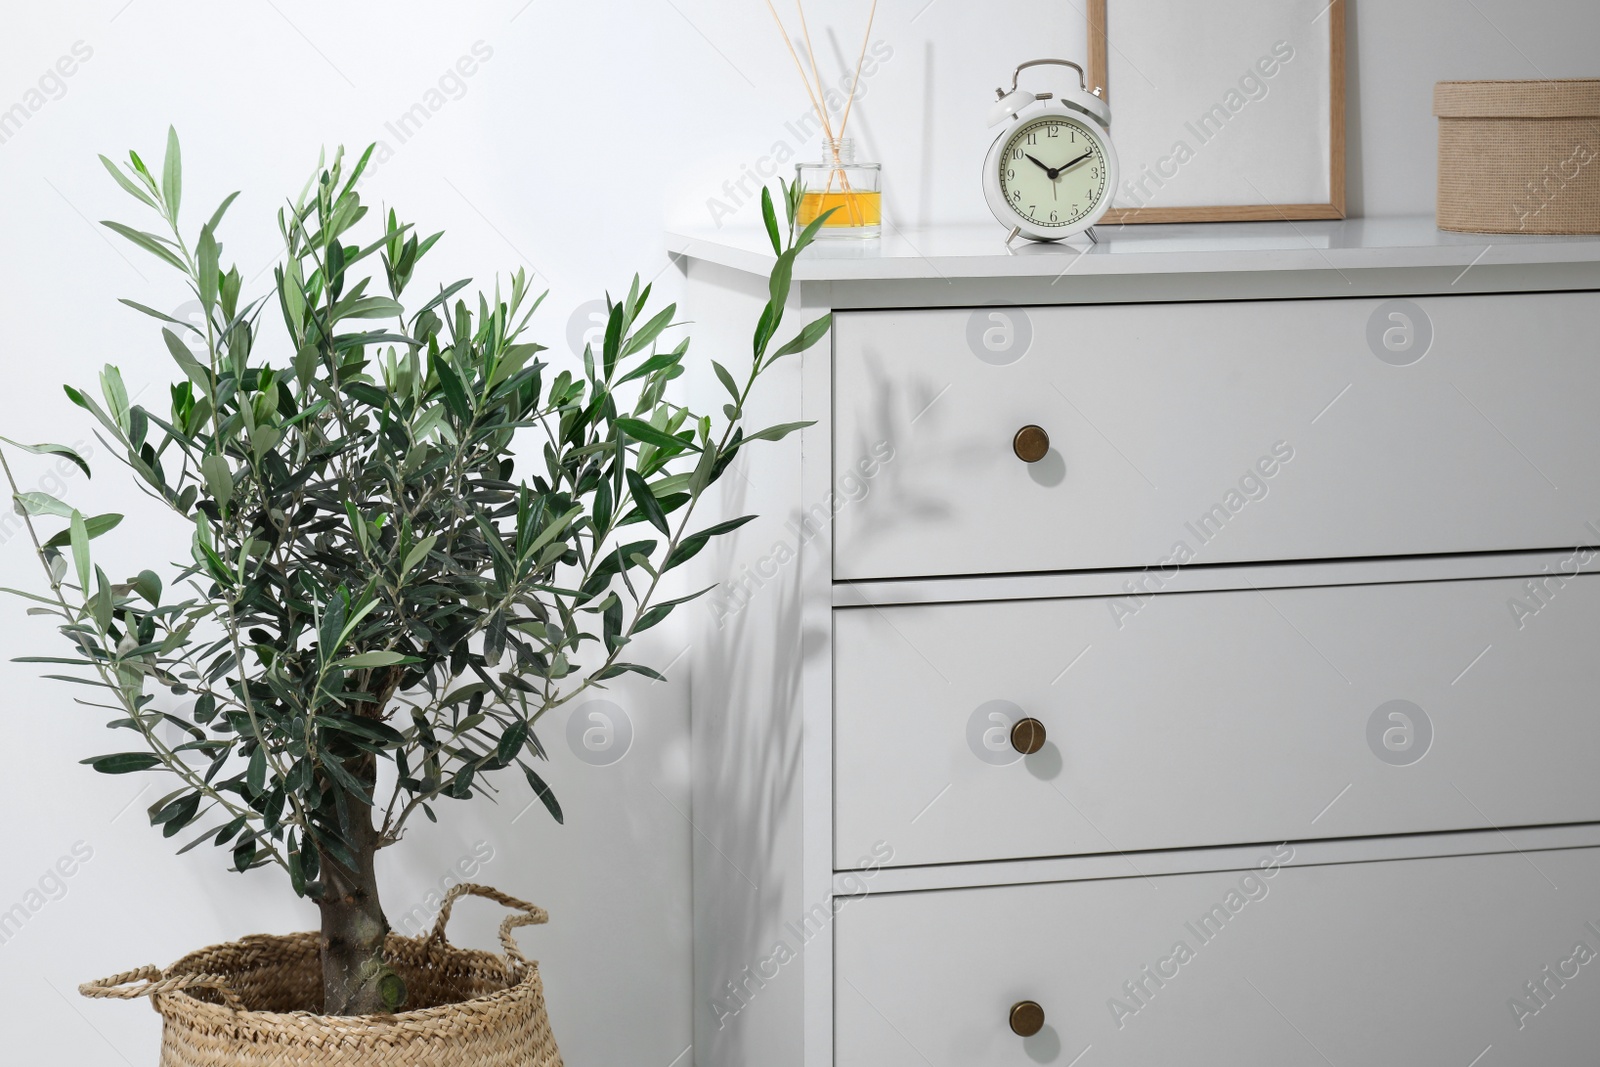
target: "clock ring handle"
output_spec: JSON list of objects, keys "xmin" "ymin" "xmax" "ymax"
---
[{"xmin": 1007, "ymin": 58, "xmax": 1089, "ymax": 94}]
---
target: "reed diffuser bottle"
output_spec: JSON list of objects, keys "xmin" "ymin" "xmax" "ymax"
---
[{"xmin": 796, "ymin": 138, "xmax": 881, "ymax": 239}]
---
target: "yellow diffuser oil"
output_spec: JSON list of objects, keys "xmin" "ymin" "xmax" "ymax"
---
[
  {"xmin": 795, "ymin": 139, "xmax": 881, "ymax": 239},
  {"xmin": 798, "ymin": 189, "xmax": 882, "ymax": 228}
]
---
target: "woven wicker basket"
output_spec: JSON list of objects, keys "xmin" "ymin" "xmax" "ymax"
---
[
  {"xmin": 1434, "ymin": 79, "xmax": 1600, "ymax": 234},
  {"xmin": 81, "ymin": 884, "xmax": 563, "ymax": 1067}
]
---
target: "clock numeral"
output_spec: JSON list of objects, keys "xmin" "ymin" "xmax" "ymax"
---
[
  {"xmin": 1012, "ymin": 190, "xmax": 1022, "ymax": 202},
  {"xmin": 1047, "ymin": 124, "xmax": 1060, "ymax": 138},
  {"xmin": 1011, "ymin": 148, "xmax": 1023, "ymax": 160},
  {"xmin": 1007, "ymin": 168, "xmax": 1015, "ymax": 180},
  {"xmin": 1050, "ymin": 211, "xmax": 1059, "ymax": 222},
  {"xmin": 1025, "ymin": 133, "xmax": 1038, "ymax": 145}
]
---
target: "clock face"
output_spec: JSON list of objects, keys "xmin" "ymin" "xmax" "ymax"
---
[{"xmin": 997, "ymin": 116, "xmax": 1109, "ymax": 230}]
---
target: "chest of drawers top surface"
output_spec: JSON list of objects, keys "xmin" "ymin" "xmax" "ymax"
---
[{"xmin": 668, "ymin": 215, "xmax": 1600, "ymax": 287}]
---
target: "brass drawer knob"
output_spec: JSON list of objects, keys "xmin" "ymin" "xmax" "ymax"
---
[
  {"xmin": 1010, "ymin": 717, "xmax": 1047, "ymax": 755},
  {"xmin": 1009, "ymin": 999, "xmax": 1046, "ymax": 1037},
  {"xmin": 1013, "ymin": 424, "xmax": 1050, "ymax": 463}
]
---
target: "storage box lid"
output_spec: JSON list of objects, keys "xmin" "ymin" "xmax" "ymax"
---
[{"xmin": 1435, "ymin": 79, "xmax": 1600, "ymax": 118}]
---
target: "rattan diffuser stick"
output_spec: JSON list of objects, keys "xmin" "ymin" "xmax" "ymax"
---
[
  {"xmin": 763, "ymin": 0, "xmax": 832, "ymax": 140},
  {"xmin": 762, "ymin": 0, "xmax": 878, "ymax": 202},
  {"xmin": 794, "ymin": 0, "xmax": 837, "ymax": 144},
  {"xmin": 837, "ymin": 0, "xmax": 878, "ymax": 140}
]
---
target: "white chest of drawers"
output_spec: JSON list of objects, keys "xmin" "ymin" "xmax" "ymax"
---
[{"xmin": 674, "ymin": 219, "xmax": 1600, "ymax": 1067}]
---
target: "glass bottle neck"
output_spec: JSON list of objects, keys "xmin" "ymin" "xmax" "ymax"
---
[{"xmin": 820, "ymin": 138, "xmax": 856, "ymax": 164}]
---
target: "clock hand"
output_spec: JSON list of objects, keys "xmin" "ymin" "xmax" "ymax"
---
[
  {"xmin": 1058, "ymin": 150, "xmax": 1095, "ymax": 172},
  {"xmin": 1026, "ymin": 154, "xmax": 1067, "ymax": 180}
]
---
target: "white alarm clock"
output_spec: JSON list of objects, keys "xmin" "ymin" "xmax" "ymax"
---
[{"xmin": 982, "ymin": 59, "xmax": 1119, "ymax": 244}]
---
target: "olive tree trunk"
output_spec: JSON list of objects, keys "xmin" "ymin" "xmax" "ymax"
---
[{"xmin": 317, "ymin": 751, "xmax": 404, "ymax": 1015}]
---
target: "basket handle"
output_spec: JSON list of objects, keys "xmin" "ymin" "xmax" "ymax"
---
[
  {"xmin": 428, "ymin": 883, "xmax": 548, "ymax": 969},
  {"xmin": 80, "ymin": 965, "xmax": 245, "ymax": 1012}
]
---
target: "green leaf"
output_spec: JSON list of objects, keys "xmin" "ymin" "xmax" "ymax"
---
[
  {"xmin": 401, "ymin": 534, "xmax": 437, "ymax": 576},
  {"xmin": 336, "ymin": 296, "xmax": 405, "ymax": 322},
  {"xmin": 162, "ymin": 125, "xmax": 182, "ymax": 220},
  {"xmin": 434, "ymin": 358, "xmax": 471, "ymax": 421},
  {"xmin": 63, "ymin": 383, "xmax": 124, "ymax": 442},
  {"xmin": 743, "ymin": 420, "xmax": 814, "ymax": 444},
  {"xmin": 175, "ymin": 824, "xmax": 227, "ymax": 857},
  {"xmin": 69, "ymin": 510, "xmax": 91, "ymax": 593},
  {"xmin": 751, "ymin": 303, "xmax": 776, "ymax": 362},
  {"xmin": 688, "ymin": 513, "xmax": 759, "ymax": 548},
  {"xmin": 634, "ymin": 587, "xmax": 712, "ymax": 634},
  {"xmin": 411, "ymin": 278, "xmax": 472, "ymax": 322},
  {"xmin": 626, "ymin": 469, "xmax": 670, "ymax": 536},
  {"xmin": 761, "ymin": 186, "xmax": 782, "ymax": 255},
  {"xmin": 319, "ymin": 717, "xmax": 405, "ymax": 748},
  {"xmin": 98, "ymin": 154, "xmax": 158, "ymax": 208},
  {"xmin": 92, "ymin": 565, "xmax": 113, "ymax": 631},
  {"xmin": 163, "ymin": 328, "xmax": 210, "ymax": 384},
  {"xmin": 616, "ymin": 347, "xmax": 686, "ymax": 386},
  {"xmin": 763, "ymin": 250, "xmax": 795, "ymax": 345},
  {"xmin": 197, "ymin": 224, "xmax": 219, "ymax": 313},
  {"xmin": 152, "ymin": 791, "xmax": 200, "ymax": 834},
  {"xmin": 768, "ymin": 313, "xmax": 832, "ymax": 362},
  {"xmin": 246, "ymin": 746, "xmax": 266, "ymax": 797},
  {"xmin": 201, "ymin": 455, "xmax": 232, "ymax": 506},
  {"xmin": 663, "ymin": 514, "xmax": 757, "ymax": 572},
  {"xmin": 712, "ymin": 361, "xmax": 742, "ymax": 404},
  {"xmin": 83, "ymin": 752, "xmax": 162, "ymax": 774},
  {"xmin": 523, "ymin": 766, "xmax": 563, "ymax": 824},
  {"xmin": 206, "ymin": 190, "xmax": 241, "ymax": 234},
  {"xmin": 616, "ymin": 418, "xmax": 698, "ymax": 453},
  {"xmin": 132, "ymin": 569, "xmax": 161, "ymax": 605},
  {"xmin": 523, "ymin": 505, "xmax": 584, "ymax": 561},
  {"xmin": 13, "ymin": 491, "xmax": 74, "ymax": 518},
  {"xmin": 340, "ymin": 143, "xmax": 377, "ymax": 198},
  {"xmin": 689, "ymin": 431, "xmax": 720, "ymax": 494},
  {"xmin": 99, "ymin": 365, "xmax": 130, "ymax": 432},
  {"xmin": 0, "ymin": 438, "xmax": 92, "ymax": 479},
  {"xmin": 321, "ymin": 754, "xmax": 375, "ymax": 805},
  {"xmin": 334, "ymin": 650, "xmax": 419, "ymax": 669},
  {"xmin": 127, "ymin": 149, "xmax": 158, "ymax": 192},
  {"xmin": 100, "ymin": 222, "xmax": 187, "ymax": 272},
  {"xmin": 601, "ymin": 300, "xmax": 624, "ymax": 377},
  {"xmin": 42, "ymin": 512, "xmax": 121, "ymax": 548},
  {"xmin": 497, "ymin": 721, "xmax": 528, "ymax": 767},
  {"xmin": 796, "ymin": 207, "xmax": 836, "ymax": 250},
  {"xmin": 335, "ymin": 596, "xmax": 381, "ymax": 650},
  {"xmin": 619, "ymin": 304, "xmax": 677, "ymax": 359},
  {"xmin": 119, "ymin": 298, "xmax": 188, "ymax": 328},
  {"xmin": 594, "ymin": 662, "xmax": 667, "ymax": 681},
  {"xmin": 780, "ymin": 174, "xmax": 798, "ymax": 225}
]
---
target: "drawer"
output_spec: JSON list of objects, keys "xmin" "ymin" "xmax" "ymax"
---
[
  {"xmin": 833, "ymin": 292, "xmax": 1600, "ymax": 579},
  {"xmin": 834, "ymin": 572, "xmax": 1600, "ymax": 867},
  {"xmin": 835, "ymin": 846, "xmax": 1600, "ymax": 1065}
]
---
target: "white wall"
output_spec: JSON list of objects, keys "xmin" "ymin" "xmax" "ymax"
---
[{"xmin": 0, "ymin": 1, "xmax": 1595, "ymax": 1064}]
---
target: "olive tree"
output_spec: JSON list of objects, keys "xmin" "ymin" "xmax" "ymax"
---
[{"xmin": 2, "ymin": 131, "xmax": 826, "ymax": 1014}]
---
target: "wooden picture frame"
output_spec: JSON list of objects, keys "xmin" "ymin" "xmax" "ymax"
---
[{"xmin": 1086, "ymin": 0, "xmax": 1346, "ymax": 223}]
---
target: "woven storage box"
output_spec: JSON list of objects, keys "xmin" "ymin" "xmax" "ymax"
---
[
  {"xmin": 81, "ymin": 884, "xmax": 563, "ymax": 1067},
  {"xmin": 1434, "ymin": 79, "xmax": 1600, "ymax": 233}
]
